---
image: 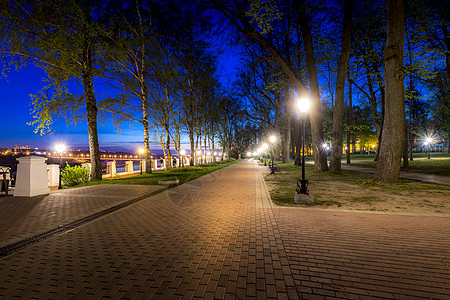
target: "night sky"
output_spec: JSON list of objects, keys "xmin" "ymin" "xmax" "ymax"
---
[{"xmin": 0, "ymin": 51, "xmax": 238, "ymax": 153}]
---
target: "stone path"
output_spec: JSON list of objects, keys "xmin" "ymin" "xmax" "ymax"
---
[
  {"xmin": 0, "ymin": 160, "xmax": 449, "ymax": 299},
  {"xmin": 0, "ymin": 185, "xmax": 164, "ymax": 247}
]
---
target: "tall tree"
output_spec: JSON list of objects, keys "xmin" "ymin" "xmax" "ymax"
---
[
  {"xmin": 329, "ymin": 0, "xmax": 353, "ymax": 173},
  {"xmin": 99, "ymin": 0, "xmax": 154, "ymax": 173},
  {"xmin": 1, "ymin": 0, "xmax": 105, "ymax": 181},
  {"xmin": 207, "ymin": 0, "xmax": 328, "ymax": 171},
  {"xmin": 375, "ymin": 0, "xmax": 405, "ymax": 183}
]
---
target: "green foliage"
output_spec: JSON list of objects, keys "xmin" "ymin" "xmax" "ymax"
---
[
  {"xmin": 61, "ymin": 163, "xmax": 90, "ymax": 187},
  {"xmin": 246, "ymin": 0, "xmax": 283, "ymax": 35}
]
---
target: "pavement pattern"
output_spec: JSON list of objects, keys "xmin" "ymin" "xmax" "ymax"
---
[{"xmin": 0, "ymin": 160, "xmax": 449, "ymax": 299}]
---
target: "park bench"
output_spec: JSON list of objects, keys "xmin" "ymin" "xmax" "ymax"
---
[{"xmin": 268, "ymin": 163, "xmax": 279, "ymax": 172}]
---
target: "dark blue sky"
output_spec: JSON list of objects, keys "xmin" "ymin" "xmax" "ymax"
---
[{"xmin": 0, "ymin": 51, "xmax": 238, "ymax": 153}]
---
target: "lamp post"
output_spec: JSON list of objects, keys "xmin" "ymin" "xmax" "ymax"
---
[
  {"xmin": 269, "ymin": 135, "xmax": 276, "ymax": 174},
  {"xmin": 263, "ymin": 143, "xmax": 268, "ymax": 166},
  {"xmin": 180, "ymin": 150, "xmax": 186, "ymax": 167},
  {"xmin": 139, "ymin": 148, "xmax": 144, "ymax": 174},
  {"xmin": 197, "ymin": 150, "xmax": 202, "ymax": 165},
  {"xmin": 295, "ymin": 98, "xmax": 313, "ymax": 203},
  {"xmin": 55, "ymin": 144, "xmax": 66, "ymax": 189},
  {"xmin": 425, "ymin": 137, "xmax": 432, "ymax": 159}
]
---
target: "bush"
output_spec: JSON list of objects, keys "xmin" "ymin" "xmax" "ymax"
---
[{"xmin": 61, "ymin": 163, "xmax": 89, "ymax": 186}]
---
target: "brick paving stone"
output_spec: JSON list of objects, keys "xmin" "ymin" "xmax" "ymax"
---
[
  {"xmin": 0, "ymin": 160, "xmax": 449, "ymax": 299},
  {"xmin": 0, "ymin": 184, "xmax": 164, "ymax": 246}
]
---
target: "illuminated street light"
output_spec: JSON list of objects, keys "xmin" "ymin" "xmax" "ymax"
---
[
  {"xmin": 269, "ymin": 136, "xmax": 276, "ymax": 174},
  {"xmin": 295, "ymin": 97, "xmax": 313, "ymax": 203},
  {"xmin": 263, "ymin": 143, "xmax": 269, "ymax": 166},
  {"xmin": 139, "ymin": 148, "xmax": 145, "ymax": 174},
  {"xmin": 55, "ymin": 144, "xmax": 66, "ymax": 189},
  {"xmin": 297, "ymin": 97, "xmax": 310, "ymax": 113},
  {"xmin": 424, "ymin": 137, "xmax": 433, "ymax": 159},
  {"xmin": 180, "ymin": 149, "xmax": 186, "ymax": 167}
]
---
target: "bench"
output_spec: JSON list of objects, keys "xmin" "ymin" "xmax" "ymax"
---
[{"xmin": 268, "ymin": 163, "xmax": 279, "ymax": 173}]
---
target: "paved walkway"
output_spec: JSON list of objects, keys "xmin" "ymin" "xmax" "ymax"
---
[
  {"xmin": 0, "ymin": 161, "xmax": 449, "ymax": 299},
  {"xmin": 0, "ymin": 185, "xmax": 164, "ymax": 247}
]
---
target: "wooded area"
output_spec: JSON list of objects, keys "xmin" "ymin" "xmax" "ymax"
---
[{"xmin": 1, "ymin": 0, "xmax": 448, "ymax": 183}]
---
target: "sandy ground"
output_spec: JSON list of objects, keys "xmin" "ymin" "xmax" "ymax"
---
[{"xmin": 265, "ymin": 174, "xmax": 450, "ymax": 216}]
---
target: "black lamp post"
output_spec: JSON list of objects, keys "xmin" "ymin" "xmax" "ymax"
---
[
  {"xmin": 181, "ymin": 150, "xmax": 186, "ymax": 167},
  {"xmin": 263, "ymin": 143, "xmax": 268, "ymax": 166},
  {"xmin": 296, "ymin": 98, "xmax": 310, "ymax": 196},
  {"xmin": 269, "ymin": 136, "xmax": 276, "ymax": 174},
  {"xmin": 425, "ymin": 138, "xmax": 432, "ymax": 159}
]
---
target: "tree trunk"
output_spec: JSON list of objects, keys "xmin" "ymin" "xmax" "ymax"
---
[
  {"xmin": 447, "ymin": 130, "xmax": 450, "ymax": 153},
  {"xmin": 165, "ymin": 125, "xmax": 172, "ymax": 169},
  {"xmin": 189, "ymin": 130, "xmax": 195, "ymax": 166},
  {"xmin": 281, "ymin": 100, "xmax": 291, "ymax": 163},
  {"xmin": 403, "ymin": 126, "xmax": 409, "ymax": 169},
  {"xmin": 82, "ymin": 46, "xmax": 102, "ymax": 182},
  {"xmin": 442, "ymin": 24, "xmax": 450, "ymax": 82},
  {"xmin": 298, "ymin": 4, "xmax": 328, "ymax": 171},
  {"xmin": 140, "ymin": 89, "xmax": 152, "ymax": 173},
  {"xmin": 375, "ymin": 0, "xmax": 405, "ymax": 183},
  {"xmin": 142, "ymin": 113, "xmax": 152, "ymax": 173},
  {"xmin": 330, "ymin": 0, "xmax": 353, "ymax": 173},
  {"xmin": 346, "ymin": 70, "xmax": 353, "ymax": 164}
]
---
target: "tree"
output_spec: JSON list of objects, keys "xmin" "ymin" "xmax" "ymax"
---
[
  {"xmin": 99, "ymin": 0, "xmax": 154, "ymax": 173},
  {"xmin": 375, "ymin": 0, "xmax": 405, "ymax": 183},
  {"xmin": 329, "ymin": 0, "xmax": 353, "ymax": 173},
  {"xmin": 1, "ymin": 0, "xmax": 106, "ymax": 181},
  {"xmin": 207, "ymin": 0, "xmax": 328, "ymax": 171}
]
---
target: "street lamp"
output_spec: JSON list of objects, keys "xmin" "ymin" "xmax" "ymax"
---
[
  {"xmin": 139, "ymin": 148, "xmax": 144, "ymax": 174},
  {"xmin": 425, "ymin": 137, "xmax": 432, "ymax": 159},
  {"xmin": 263, "ymin": 143, "xmax": 268, "ymax": 166},
  {"xmin": 269, "ymin": 135, "xmax": 276, "ymax": 174},
  {"xmin": 180, "ymin": 149, "xmax": 186, "ymax": 167},
  {"xmin": 295, "ymin": 97, "xmax": 313, "ymax": 203},
  {"xmin": 55, "ymin": 144, "xmax": 66, "ymax": 189}
]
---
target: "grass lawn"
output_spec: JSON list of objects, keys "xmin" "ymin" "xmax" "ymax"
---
[
  {"xmin": 349, "ymin": 156, "xmax": 450, "ymax": 176},
  {"xmin": 64, "ymin": 160, "xmax": 239, "ymax": 189},
  {"xmin": 264, "ymin": 161, "xmax": 450, "ymax": 214}
]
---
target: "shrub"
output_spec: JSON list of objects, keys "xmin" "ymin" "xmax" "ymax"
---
[{"xmin": 61, "ymin": 163, "xmax": 89, "ymax": 186}]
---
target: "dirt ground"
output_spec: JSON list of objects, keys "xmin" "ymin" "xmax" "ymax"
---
[{"xmin": 265, "ymin": 174, "xmax": 450, "ymax": 216}]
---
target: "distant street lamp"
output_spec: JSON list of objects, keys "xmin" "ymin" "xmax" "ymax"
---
[
  {"xmin": 180, "ymin": 149, "xmax": 186, "ymax": 167},
  {"xmin": 295, "ymin": 97, "xmax": 313, "ymax": 203},
  {"xmin": 425, "ymin": 137, "xmax": 432, "ymax": 159},
  {"xmin": 139, "ymin": 148, "xmax": 145, "ymax": 174},
  {"xmin": 269, "ymin": 135, "xmax": 276, "ymax": 174},
  {"xmin": 263, "ymin": 143, "xmax": 268, "ymax": 166},
  {"xmin": 55, "ymin": 144, "xmax": 66, "ymax": 189}
]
